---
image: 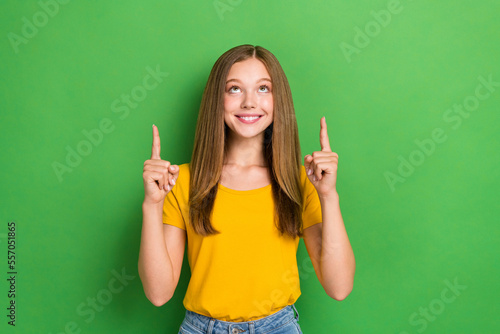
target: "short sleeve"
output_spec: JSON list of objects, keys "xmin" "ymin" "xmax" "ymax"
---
[
  {"xmin": 162, "ymin": 164, "xmax": 189, "ymax": 230},
  {"xmin": 162, "ymin": 188, "xmax": 186, "ymax": 230},
  {"xmin": 301, "ymin": 165, "xmax": 323, "ymax": 232}
]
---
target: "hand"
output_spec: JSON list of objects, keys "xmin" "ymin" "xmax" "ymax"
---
[
  {"xmin": 142, "ymin": 124, "xmax": 180, "ymax": 205},
  {"xmin": 304, "ymin": 116, "xmax": 338, "ymax": 198}
]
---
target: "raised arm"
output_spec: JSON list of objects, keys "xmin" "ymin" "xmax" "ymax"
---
[{"xmin": 138, "ymin": 124, "xmax": 185, "ymax": 306}]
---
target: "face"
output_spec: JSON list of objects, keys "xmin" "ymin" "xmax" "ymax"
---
[{"xmin": 223, "ymin": 57, "xmax": 273, "ymax": 141}]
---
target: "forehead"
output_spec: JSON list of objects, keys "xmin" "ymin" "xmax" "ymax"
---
[{"xmin": 226, "ymin": 58, "xmax": 271, "ymax": 82}]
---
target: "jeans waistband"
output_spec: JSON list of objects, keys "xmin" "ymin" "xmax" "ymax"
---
[{"xmin": 183, "ymin": 304, "xmax": 299, "ymax": 334}]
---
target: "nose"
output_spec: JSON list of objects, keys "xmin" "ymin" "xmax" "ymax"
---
[{"xmin": 241, "ymin": 92, "xmax": 256, "ymax": 109}]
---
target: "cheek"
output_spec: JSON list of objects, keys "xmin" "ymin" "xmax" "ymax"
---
[
  {"xmin": 224, "ymin": 95, "xmax": 238, "ymax": 112},
  {"xmin": 261, "ymin": 95, "xmax": 273, "ymax": 112}
]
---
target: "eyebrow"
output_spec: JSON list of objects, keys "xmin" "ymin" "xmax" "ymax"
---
[{"xmin": 226, "ymin": 78, "xmax": 272, "ymax": 84}]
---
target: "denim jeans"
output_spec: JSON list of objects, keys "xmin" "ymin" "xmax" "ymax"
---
[{"xmin": 177, "ymin": 304, "xmax": 303, "ymax": 334}]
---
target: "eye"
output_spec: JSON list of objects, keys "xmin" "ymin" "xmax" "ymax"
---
[
  {"xmin": 228, "ymin": 86, "xmax": 240, "ymax": 93},
  {"xmin": 259, "ymin": 85, "xmax": 271, "ymax": 92}
]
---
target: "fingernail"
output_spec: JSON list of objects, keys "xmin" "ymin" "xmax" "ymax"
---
[
  {"xmin": 312, "ymin": 175, "xmax": 317, "ymax": 181},
  {"xmin": 307, "ymin": 168, "xmax": 313, "ymax": 175},
  {"xmin": 172, "ymin": 178, "xmax": 176, "ymax": 185}
]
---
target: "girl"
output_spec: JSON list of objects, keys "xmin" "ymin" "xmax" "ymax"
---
[{"xmin": 138, "ymin": 44, "xmax": 355, "ymax": 334}]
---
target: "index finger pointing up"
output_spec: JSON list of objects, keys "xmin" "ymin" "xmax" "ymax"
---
[
  {"xmin": 151, "ymin": 124, "xmax": 161, "ymax": 159},
  {"xmin": 320, "ymin": 116, "xmax": 331, "ymax": 152}
]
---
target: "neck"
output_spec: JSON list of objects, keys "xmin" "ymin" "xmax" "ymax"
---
[{"xmin": 224, "ymin": 131, "xmax": 267, "ymax": 167}]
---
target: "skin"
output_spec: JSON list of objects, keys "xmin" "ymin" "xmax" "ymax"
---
[
  {"xmin": 221, "ymin": 56, "xmax": 274, "ymax": 187},
  {"xmin": 139, "ymin": 124, "xmax": 182, "ymax": 307},
  {"xmin": 223, "ymin": 57, "xmax": 273, "ymax": 165},
  {"xmin": 304, "ymin": 116, "xmax": 338, "ymax": 196},
  {"xmin": 143, "ymin": 124, "xmax": 179, "ymax": 205},
  {"xmin": 302, "ymin": 117, "xmax": 356, "ymax": 300}
]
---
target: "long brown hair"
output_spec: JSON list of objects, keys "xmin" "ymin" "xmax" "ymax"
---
[{"xmin": 189, "ymin": 44, "xmax": 304, "ymax": 239}]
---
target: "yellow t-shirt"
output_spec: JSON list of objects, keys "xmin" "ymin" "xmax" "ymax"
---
[{"xmin": 162, "ymin": 162, "xmax": 322, "ymax": 322}]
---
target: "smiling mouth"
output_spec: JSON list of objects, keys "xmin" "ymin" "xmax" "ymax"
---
[
  {"xmin": 236, "ymin": 115, "xmax": 262, "ymax": 121},
  {"xmin": 235, "ymin": 115, "xmax": 263, "ymax": 124}
]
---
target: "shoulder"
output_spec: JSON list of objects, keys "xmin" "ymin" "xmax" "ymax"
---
[
  {"xmin": 177, "ymin": 162, "xmax": 190, "ymax": 176},
  {"xmin": 175, "ymin": 163, "xmax": 190, "ymax": 182},
  {"xmin": 170, "ymin": 162, "xmax": 190, "ymax": 196},
  {"xmin": 298, "ymin": 164, "xmax": 310, "ymax": 189},
  {"xmin": 299, "ymin": 164, "xmax": 307, "ymax": 180},
  {"xmin": 298, "ymin": 164, "xmax": 318, "ymax": 200}
]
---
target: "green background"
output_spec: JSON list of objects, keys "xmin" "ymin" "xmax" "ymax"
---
[{"xmin": 1, "ymin": 0, "xmax": 498, "ymax": 333}]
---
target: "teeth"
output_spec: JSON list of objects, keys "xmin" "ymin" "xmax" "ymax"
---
[{"xmin": 239, "ymin": 116, "xmax": 260, "ymax": 121}]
